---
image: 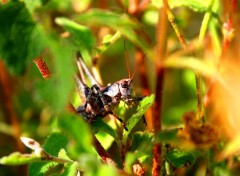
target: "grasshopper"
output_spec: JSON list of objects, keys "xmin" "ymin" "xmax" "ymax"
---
[{"xmin": 75, "ymin": 52, "xmax": 144, "ymax": 131}]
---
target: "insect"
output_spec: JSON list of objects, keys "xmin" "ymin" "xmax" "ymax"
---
[{"xmin": 75, "ymin": 52, "xmax": 144, "ymax": 131}]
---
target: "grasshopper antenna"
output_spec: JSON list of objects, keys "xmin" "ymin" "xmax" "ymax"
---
[
  {"xmin": 123, "ymin": 0, "xmax": 131, "ymax": 79},
  {"xmin": 124, "ymin": 37, "xmax": 131, "ymax": 79},
  {"xmin": 130, "ymin": 66, "xmax": 137, "ymax": 83}
]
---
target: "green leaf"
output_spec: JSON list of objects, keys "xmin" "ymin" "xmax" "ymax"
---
[
  {"xmin": 125, "ymin": 151, "xmax": 146, "ymax": 174},
  {"xmin": 42, "ymin": 132, "xmax": 68, "ymax": 156},
  {"xmin": 23, "ymin": 0, "xmax": 43, "ymax": 13},
  {"xmin": 156, "ymin": 129, "xmax": 179, "ymax": 143},
  {"xmin": 77, "ymin": 154, "xmax": 101, "ymax": 172},
  {"xmin": 92, "ymin": 118, "xmax": 120, "ymax": 149},
  {"xmin": 42, "ymin": 164, "xmax": 64, "ymax": 175},
  {"xmin": 125, "ymin": 132, "xmax": 154, "ymax": 174},
  {"xmin": 58, "ymin": 149, "xmax": 72, "ymax": 161},
  {"xmin": 92, "ymin": 118, "xmax": 119, "ymax": 145},
  {"xmin": 28, "ymin": 132, "xmax": 68, "ymax": 176},
  {"xmin": 98, "ymin": 32, "xmax": 122, "ymax": 53},
  {"xmin": 93, "ymin": 164, "xmax": 116, "ymax": 176},
  {"xmin": 55, "ymin": 17, "xmax": 96, "ymax": 52},
  {"xmin": 163, "ymin": 57, "xmax": 218, "ymax": 79},
  {"xmin": 95, "ymin": 131, "xmax": 115, "ymax": 150},
  {"xmin": 166, "ymin": 150, "xmax": 195, "ymax": 168},
  {"xmin": 213, "ymin": 166, "xmax": 232, "ymax": 176},
  {"xmin": 0, "ymin": 1, "xmax": 45, "ymax": 75},
  {"xmin": 126, "ymin": 94, "xmax": 155, "ymax": 134},
  {"xmin": 74, "ymin": 9, "xmax": 151, "ymax": 53},
  {"xmin": 0, "ymin": 152, "xmax": 40, "ymax": 166},
  {"xmin": 62, "ymin": 162, "xmax": 79, "ymax": 176},
  {"xmin": 34, "ymin": 38, "xmax": 75, "ymax": 112},
  {"xmin": 198, "ymin": 0, "xmax": 220, "ymax": 44},
  {"xmin": 48, "ymin": 39, "xmax": 75, "ymax": 112},
  {"xmin": 152, "ymin": 0, "xmax": 214, "ymax": 12},
  {"xmin": 131, "ymin": 131, "xmax": 154, "ymax": 152},
  {"xmin": 28, "ymin": 160, "xmax": 59, "ymax": 176},
  {"xmin": 58, "ymin": 114, "xmax": 93, "ymax": 155},
  {"xmin": 75, "ymin": 9, "xmax": 138, "ymax": 28}
]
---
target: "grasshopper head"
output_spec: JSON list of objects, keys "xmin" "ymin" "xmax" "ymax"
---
[{"xmin": 118, "ymin": 78, "xmax": 132, "ymax": 98}]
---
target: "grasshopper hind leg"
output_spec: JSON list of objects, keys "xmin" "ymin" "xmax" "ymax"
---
[{"xmin": 108, "ymin": 111, "xmax": 128, "ymax": 131}]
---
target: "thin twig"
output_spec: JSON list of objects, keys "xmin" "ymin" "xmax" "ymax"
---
[
  {"xmin": 92, "ymin": 135, "xmax": 117, "ymax": 166},
  {"xmin": 152, "ymin": 6, "xmax": 168, "ymax": 176},
  {"xmin": 162, "ymin": 0, "xmax": 204, "ymax": 120},
  {"xmin": 162, "ymin": 0, "xmax": 187, "ymax": 49},
  {"xmin": 0, "ymin": 62, "xmax": 24, "ymax": 152}
]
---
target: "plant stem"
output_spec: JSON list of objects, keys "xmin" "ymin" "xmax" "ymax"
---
[
  {"xmin": 92, "ymin": 135, "xmax": 117, "ymax": 167},
  {"xmin": 0, "ymin": 61, "xmax": 26, "ymax": 175},
  {"xmin": 0, "ymin": 62, "xmax": 24, "ymax": 152},
  {"xmin": 152, "ymin": 6, "xmax": 168, "ymax": 176},
  {"xmin": 197, "ymin": 0, "xmax": 215, "ymax": 120},
  {"xmin": 162, "ymin": 0, "xmax": 187, "ymax": 49}
]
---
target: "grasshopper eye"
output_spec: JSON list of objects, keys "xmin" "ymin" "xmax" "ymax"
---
[{"xmin": 121, "ymin": 81, "xmax": 129, "ymax": 88}]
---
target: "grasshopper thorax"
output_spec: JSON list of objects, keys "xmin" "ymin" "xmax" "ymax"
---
[{"xmin": 102, "ymin": 78, "xmax": 132, "ymax": 99}]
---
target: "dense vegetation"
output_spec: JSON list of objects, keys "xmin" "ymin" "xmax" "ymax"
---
[{"xmin": 0, "ymin": 0, "xmax": 239, "ymax": 175}]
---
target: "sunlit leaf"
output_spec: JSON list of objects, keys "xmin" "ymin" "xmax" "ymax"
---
[
  {"xmin": 92, "ymin": 119, "xmax": 118, "ymax": 138},
  {"xmin": 28, "ymin": 132, "xmax": 68, "ymax": 176},
  {"xmin": 219, "ymin": 133, "xmax": 240, "ymax": 160},
  {"xmin": 28, "ymin": 161, "xmax": 59, "ymax": 176},
  {"xmin": 213, "ymin": 166, "xmax": 232, "ymax": 176},
  {"xmin": 23, "ymin": 0, "xmax": 43, "ymax": 13},
  {"xmin": 58, "ymin": 149, "xmax": 72, "ymax": 161},
  {"xmin": 0, "ymin": 152, "xmax": 40, "ymax": 166},
  {"xmin": 152, "ymin": 0, "xmax": 214, "ymax": 12},
  {"xmin": 98, "ymin": 31, "xmax": 122, "ymax": 53},
  {"xmin": 126, "ymin": 94, "xmax": 155, "ymax": 134},
  {"xmin": 61, "ymin": 162, "xmax": 78, "ymax": 176},
  {"xmin": 92, "ymin": 118, "xmax": 120, "ymax": 147},
  {"xmin": 55, "ymin": 17, "xmax": 96, "ymax": 52},
  {"xmin": 94, "ymin": 164, "xmax": 116, "ymax": 176},
  {"xmin": 163, "ymin": 57, "xmax": 218, "ymax": 78},
  {"xmin": 74, "ymin": 9, "xmax": 150, "ymax": 53}
]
